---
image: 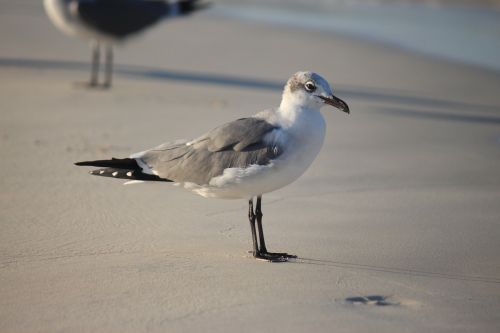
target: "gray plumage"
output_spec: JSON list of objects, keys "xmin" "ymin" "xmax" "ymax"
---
[
  {"xmin": 287, "ymin": 72, "xmax": 323, "ymax": 92},
  {"xmin": 137, "ymin": 117, "xmax": 283, "ymax": 185}
]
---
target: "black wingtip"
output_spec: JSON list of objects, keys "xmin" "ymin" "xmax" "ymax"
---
[
  {"xmin": 75, "ymin": 160, "xmax": 104, "ymax": 166},
  {"xmin": 73, "ymin": 158, "xmax": 138, "ymax": 169}
]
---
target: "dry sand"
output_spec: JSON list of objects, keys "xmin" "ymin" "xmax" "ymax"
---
[{"xmin": 1, "ymin": 2, "xmax": 500, "ymax": 332}]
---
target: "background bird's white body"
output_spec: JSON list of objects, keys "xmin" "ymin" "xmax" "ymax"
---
[
  {"xmin": 43, "ymin": 0, "xmax": 182, "ymax": 43},
  {"xmin": 44, "ymin": 0, "xmax": 107, "ymax": 43}
]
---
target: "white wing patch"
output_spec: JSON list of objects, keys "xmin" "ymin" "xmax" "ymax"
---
[
  {"xmin": 134, "ymin": 158, "xmax": 158, "ymax": 176},
  {"xmin": 124, "ymin": 180, "xmax": 145, "ymax": 185}
]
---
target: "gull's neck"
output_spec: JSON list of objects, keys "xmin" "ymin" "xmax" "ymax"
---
[
  {"xmin": 278, "ymin": 95, "xmax": 323, "ymax": 129},
  {"xmin": 276, "ymin": 93, "xmax": 326, "ymax": 161}
]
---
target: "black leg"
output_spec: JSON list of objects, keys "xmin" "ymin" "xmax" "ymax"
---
[
  {"xmin": 249, "ymin": 198, "xmax": 284, "ymax": 262},
  {"xmin": 255, "ymin": 196, "xmax": 297, "ymax": 260},
  {"xmin": 248, "ymin": 198, "xmax": 259, "ymax": 257},
  {"xmin": 103, "ymin": 44, "xmax": 113, "ymax": 88},
  {"xmin": 255, "ymin": 196, "xmax": 267, "ymax": 253},
  {"xmin": 90, "ymin": 41, "xmax": 100, "ymax": 86}
]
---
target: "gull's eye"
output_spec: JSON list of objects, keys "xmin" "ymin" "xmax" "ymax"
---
[{"xmin": 304, "ymin": 81, "xmax": 316, "ymax": 92}]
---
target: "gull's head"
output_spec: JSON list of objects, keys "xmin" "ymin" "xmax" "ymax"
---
[{"xmin": 281, "ymin": 71, "xmax": 349, "ymax": 114}]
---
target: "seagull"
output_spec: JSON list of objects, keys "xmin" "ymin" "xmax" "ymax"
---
[
  {"xmin": 75, "ymin": 71, "xmax": 350, "ymax": 261},
  {"xmin": 43, "ymin": 0, "xmax": 206, "ymax": 87}
]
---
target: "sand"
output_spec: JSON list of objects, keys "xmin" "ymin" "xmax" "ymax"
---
[{"xmin": 1, "ymin": 2, "xmax": 500, "ymax": 332}]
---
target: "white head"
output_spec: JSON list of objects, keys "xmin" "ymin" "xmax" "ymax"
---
[{"xmin": 280, "ymin": 71, "xmax": 349, "ymax": 114}]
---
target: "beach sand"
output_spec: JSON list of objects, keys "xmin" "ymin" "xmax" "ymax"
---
[{"xmin": 1, "ymin": 2, "xmax": 500, "ymax": 332}]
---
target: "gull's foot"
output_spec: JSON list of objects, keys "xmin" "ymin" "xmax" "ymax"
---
[
  {"xmin": 263, "ymin": 251, "xmax": 297, "ymax": 259},
  {"xmin": 251, "ymin": 250, "xmax": 297, "ymax": 262},
  {"xmin": 255, "ymin": 252, "xmax": 287, "ymax": 262}
]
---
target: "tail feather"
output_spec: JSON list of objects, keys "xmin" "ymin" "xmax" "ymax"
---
[
  {"xmin": 89, "ymin": 167, "xmax": 170, "ymax": 182},
  {"xmin": 75, "ymin": 158, "xmax": 171, "ymax": 182},
  {"xmin": 75, "ymin": 158, "xmax": 138, "ymax": 169}
]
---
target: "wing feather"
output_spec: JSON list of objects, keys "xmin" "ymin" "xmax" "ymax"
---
[{"xmin": 135, "ymin": 117, "xmax": 284, "ymax": 185}]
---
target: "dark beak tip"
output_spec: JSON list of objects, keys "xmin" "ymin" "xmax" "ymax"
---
[{"xmin": 318, "ymin": 95, "xmax": 350, "ymax": 114}]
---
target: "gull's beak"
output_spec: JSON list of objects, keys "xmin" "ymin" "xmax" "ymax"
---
[{"xmin": 318, "ymin": 95, "xmax": 350, "ymax": 114}]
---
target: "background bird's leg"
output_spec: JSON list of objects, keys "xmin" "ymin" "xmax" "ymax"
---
[
  {"xmin": 256, "ymin": 196, "xmax": 297, "ymax": 260},
  {"xmin": 90, "ymin": 41, "xmax": 100, "ymax": 86},
  {"xmin": 103, "ymin": 44, "xmax": 113, "ymax": 88}
]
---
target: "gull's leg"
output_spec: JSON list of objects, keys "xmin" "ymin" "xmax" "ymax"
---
[
  {"xmin": 255, "ymin": 196, "xmax": 268, "ymax": 253},
  {"xmin": 90, "ymin": 41, "xmax": 100, "ymax": 86},
  {"xmin": 248, "ymin": 197, "xmax": 286, "ymax": 262},
  {"xmin": 248, "ymin": 198, "xmax": 259, "ymax": 257},
  {"xmin": 256, "ymin": 196, "xmax": 297, "ymax": 260},
  {"xmin": 103, "ymin": 44, "xmax": 113, "ymax": 88}
]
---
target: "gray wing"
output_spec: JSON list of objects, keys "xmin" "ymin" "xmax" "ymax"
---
[{"xmin": 136, "ymin": 117, "xmax": 283, "ymax": 185}]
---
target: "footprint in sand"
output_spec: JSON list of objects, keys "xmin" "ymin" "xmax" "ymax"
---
[{"xmin": 344, "ymin": 295, "xmax": 398, "ymax": 306}]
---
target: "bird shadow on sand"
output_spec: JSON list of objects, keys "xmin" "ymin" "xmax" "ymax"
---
[
  {"xmin": 290, "ymin": 257, "xmax": 500, "ymax": 284},
  {"xmin": 1, "ymin": 57, "xmax": 498, "ymax": 113}
]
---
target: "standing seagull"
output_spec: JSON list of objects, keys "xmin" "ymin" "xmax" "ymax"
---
[
  {"xmin": 75, "ymin": 71, "xmax": 350, "ymax": 261},
  {"xmin": 44, "ymin": 0, "xmax": 206, "ymax": 87}
]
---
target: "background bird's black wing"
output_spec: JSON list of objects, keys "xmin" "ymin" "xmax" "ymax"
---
[{"xmin": 77, "ymin": 0, "xmax": 169, "ymax": 38}]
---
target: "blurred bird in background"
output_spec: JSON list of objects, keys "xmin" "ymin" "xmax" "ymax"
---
[{"xmin": 44, "ymin": 0, "xmax": 207, "ymax": 88}]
